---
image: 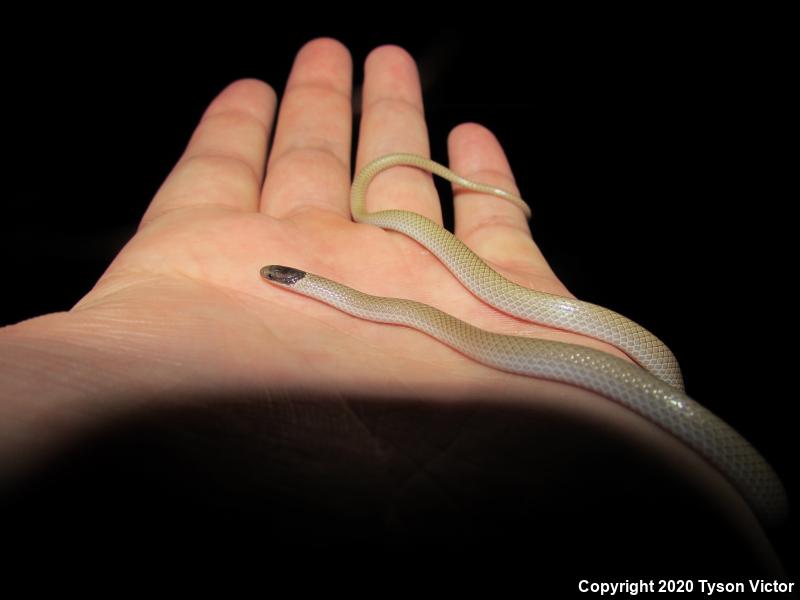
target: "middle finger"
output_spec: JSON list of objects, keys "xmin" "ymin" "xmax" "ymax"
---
[{"xmin": 261, "ymin": 38, "xmax": 353, "ymax": 219}]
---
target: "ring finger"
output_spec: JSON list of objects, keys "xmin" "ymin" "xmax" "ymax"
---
[{"xmin": 355, "ymin": 45, "xmax": 443, "ymax": 225}]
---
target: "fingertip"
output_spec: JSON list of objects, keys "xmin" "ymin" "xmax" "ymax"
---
[
  {"xmin": 296, "ymin": 37, "xmax": 353, "ymax": 70},
  {"xmin": 365, "ymin": 43, "xmax": 416, "ymax": 69},
  {"xmin": 223, "ymin": 78, "xmax": 277, "ymax": 101},
  {"xmin": 448, "ymin": 122, "xmax": 504, "ymax": 156},
  {"xmin": 205, "ymin": 78, "xmax": 278, "ymax": 127},
  {"xmin": 362, "ymin": 43, "xmax": 424, "ymax": 113},
  {"xmin": 286, "ymin": 38, "xmax": 353, "ymax": 99}
]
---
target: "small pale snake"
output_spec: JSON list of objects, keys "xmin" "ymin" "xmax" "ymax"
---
[{"xmin": 260, "ymin": 152, "xmax": 787, "ymax": 527}]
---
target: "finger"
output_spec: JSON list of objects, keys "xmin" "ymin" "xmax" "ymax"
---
[
  {"xmin": 449, "ymin": 123, "xmax": 566, "ymax": 292},
  {"xmin": 141, "ymin": 78, "xmax": 277, "ymax": 227},
  {"xmin": 261, "ymin": 38, "xmax": 353, "ymax": 219},
  {"xmin": 356, "ymin": 45, "xmax": 442, "ymax": 225}
]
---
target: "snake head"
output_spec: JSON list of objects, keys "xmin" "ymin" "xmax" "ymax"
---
[{"xmin": 260, "ymin": 265, "xmax": 306, "ymax": 286}]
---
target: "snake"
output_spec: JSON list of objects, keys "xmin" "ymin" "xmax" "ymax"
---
[{"xmin": 260, "ymin": 152, "xmax": 787, "ymax": 527}]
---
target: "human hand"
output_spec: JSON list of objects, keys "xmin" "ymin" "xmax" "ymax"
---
[
  {"xmin": 0, "ymin": 37, "xmax": 665, "ymax": 475},
  {"xmin": 73, "ymin": 38, "xmax": 631, "ymax": 390},
  {"xmin": 3, "ymin": 39, "xmax": 777, "ymax": 567}
]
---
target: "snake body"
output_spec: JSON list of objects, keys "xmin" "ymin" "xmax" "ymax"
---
[{"xmin": 260, "ymin": 153, "xmax": 787, "ymax": 527}]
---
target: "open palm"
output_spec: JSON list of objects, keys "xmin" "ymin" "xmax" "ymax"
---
[{"xmin": 71, "ymin": 39, "xmax": 625, "ymax": 402}]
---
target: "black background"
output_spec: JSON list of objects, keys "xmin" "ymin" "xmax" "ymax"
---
[{"xmin": 2, "ymin": 9, "xmax": 796, "ymax": 587}]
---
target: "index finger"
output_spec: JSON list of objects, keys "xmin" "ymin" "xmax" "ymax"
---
[{"xmin": 141, "ymin": 78, "xmax": 277, "ymax": 227}]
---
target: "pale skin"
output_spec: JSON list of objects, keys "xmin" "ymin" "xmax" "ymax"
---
[{"xmin": 0, "ymin": 39, "xmax": 767, "ymax": 543}]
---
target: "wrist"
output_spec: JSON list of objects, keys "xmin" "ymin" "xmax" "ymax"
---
[{"xmin": 0, "ymin": 310, "xmax": 168, "ymax": 481}]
